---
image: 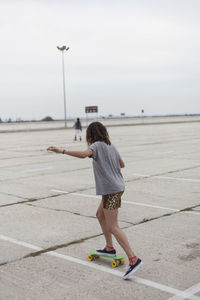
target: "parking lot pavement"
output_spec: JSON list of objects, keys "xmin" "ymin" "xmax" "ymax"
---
[{"xmin": 0, "ymin": 119, "xmax": 200, "ymax": 299}]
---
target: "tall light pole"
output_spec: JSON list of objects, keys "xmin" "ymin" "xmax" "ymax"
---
[{"xmin": 57, "ymin": 45, "xmax": 69, "ymax": 128}]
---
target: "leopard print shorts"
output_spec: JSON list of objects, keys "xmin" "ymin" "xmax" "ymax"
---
[{"xmin": 102, "ymin": 191, "xmax": 124, "ymax": 210}]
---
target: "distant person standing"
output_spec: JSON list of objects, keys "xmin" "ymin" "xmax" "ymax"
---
[{"xmin": 73, "ymin": 118, "xmax": 82, "ymax": 141}]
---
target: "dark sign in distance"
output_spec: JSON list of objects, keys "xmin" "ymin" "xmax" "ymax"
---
[{"xmin": 85, "ymin": 106, "xmax": 98, "ymax": 113}]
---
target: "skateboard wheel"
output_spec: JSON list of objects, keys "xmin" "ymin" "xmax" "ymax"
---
[
  {"xmin": 88, "ymin": 255, "xmax": 94, "ymax": 261},
  {"xmin": 112, "ymin": 261, "xmax": 117, "ymax": 268},
  {"xmin": 120, "ymin": 259, "xmax": 125, "ymax": 265}
]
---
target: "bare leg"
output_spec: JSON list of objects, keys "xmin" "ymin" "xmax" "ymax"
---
[
  {"xmin": 96, "ymin": 200, "xmax": 113, "ymax": 247},
  {"xmin": 103, "ymin": 208, "xmax": 135, "ymax": 258}
]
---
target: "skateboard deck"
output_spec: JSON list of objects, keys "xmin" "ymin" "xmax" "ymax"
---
[{"xmin": 88, "ymin": 249, "xmax": 125, "ymax": 268}]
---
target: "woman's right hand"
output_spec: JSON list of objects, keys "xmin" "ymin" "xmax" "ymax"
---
[{"xmin": 47, "ymin": 146, "xmax": 61, "ymax": 153}]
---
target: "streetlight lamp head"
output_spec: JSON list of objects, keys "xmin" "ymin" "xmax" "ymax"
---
[
  {"xmin": 57, "ymin": 45, "xmax": 70, "ymax": 51},
  {"xmin": 57, "ymin": 46, "xmax": 66, "ymax": 51}
]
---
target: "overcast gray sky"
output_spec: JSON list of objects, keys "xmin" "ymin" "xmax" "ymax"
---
[{"xmin": 0, "ymin": 0, "xmax": 200, "ymax": 120}]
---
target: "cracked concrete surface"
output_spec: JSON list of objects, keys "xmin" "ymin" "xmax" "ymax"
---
[{"xmin": 0, "ymin": 119, "xmax": 200, "ymax": 299}]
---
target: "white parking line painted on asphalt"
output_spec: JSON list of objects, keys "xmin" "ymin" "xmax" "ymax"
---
[
  {"xmin": 123, "ymin": 200, "xmax": 179, "ymax": 211},
  {"xmin": 154, "ymin": 151, "xmax": 174, "ymax": 155},
  {"xmin": 72, "ymin": 192, "xmax": 100, "ymax": 199},
  {"xmin": 167, "ymin": 282, "xmax": 200, "ymax": 300},
  {"xmin": 51, "ymin": 189, "xmax": 69, "ymax": 194},
  {"xmin": 25, "ymin": 167, "xmax": 53, "ymax": 173},
  {"xmin": 0, "ymin": 233, "xmax": 199, "ymax": 299},
  {"xmin": 184, "ymin": 211, "xmax": 200, "ymax": 216},
  {"xmin": 51, "ymin": 189, "xmax": 179, "ymax": 212},
  {"xmin": 154, "ymin": 176, "xmax": 200, "ymax": 183},
  {"xmin": 0, "ymin": 234, "xmax": 42, "ymax": 251},
  {"xmin": 132, "ymin": 173, "xmax": 200, "ymax": 183},
  {"xmin": 51, "ymin": 189, "xmax": 99, "ymax": 199},
  {"xmin": 132, "ymin": 173, "xmax": 149, "ymax": 177}
]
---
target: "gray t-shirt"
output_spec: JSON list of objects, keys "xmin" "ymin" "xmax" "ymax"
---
[{"xmin": 89, "ymin": 141, "xmax": 125, "ymax": 195}]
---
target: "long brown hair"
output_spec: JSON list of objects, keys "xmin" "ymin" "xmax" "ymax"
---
[{"xmin": 86, "ymin": 122, "xmax": 111, "ymax": 146}]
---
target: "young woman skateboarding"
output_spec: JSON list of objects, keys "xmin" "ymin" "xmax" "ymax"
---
[{"xmin": 47, "ymin": 121, "xmax": 142, "ymax": 279}]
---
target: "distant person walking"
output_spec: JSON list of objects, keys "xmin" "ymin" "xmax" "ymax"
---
[
  {"xmin": 73, "ymin": 118, "xmax": 82, "ymax": 141},
  {"xmin": 47, "ymin": 121, "xmax": 142, "ymax": 279}
]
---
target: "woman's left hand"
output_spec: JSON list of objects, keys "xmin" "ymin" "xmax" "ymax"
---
[{"xmin": 47, "ymin": 146, "xmax": 61, "ymax": 153}]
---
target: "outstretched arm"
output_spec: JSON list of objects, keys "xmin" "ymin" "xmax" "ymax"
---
[{"xmin": 47, "ymin": 146, "xmax": 92, "ymax": 159}]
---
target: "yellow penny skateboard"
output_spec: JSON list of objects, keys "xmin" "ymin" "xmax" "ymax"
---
[{"xmin": 88, "ymin": 249, "xmax": 125, "ymax": 268}]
